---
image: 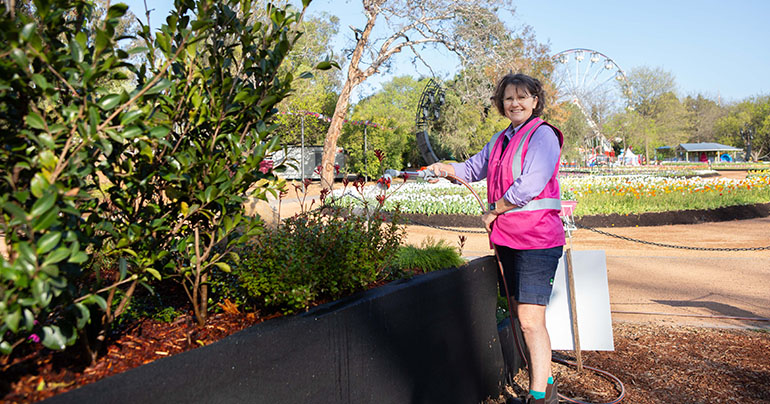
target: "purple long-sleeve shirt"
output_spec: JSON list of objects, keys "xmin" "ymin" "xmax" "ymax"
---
[{"xmin": 450, "ymin": 122, "xmax": 560, "ymax": 207}]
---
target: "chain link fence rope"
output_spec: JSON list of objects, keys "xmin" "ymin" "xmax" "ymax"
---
[{"xmin": 404, "ymin": 219, "xmax": 770, "ymax": 251}]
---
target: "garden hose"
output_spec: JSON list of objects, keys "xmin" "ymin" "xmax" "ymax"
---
[{"xmin": 380, "ymin": 169, "xmax": 625, "ymax": 404}]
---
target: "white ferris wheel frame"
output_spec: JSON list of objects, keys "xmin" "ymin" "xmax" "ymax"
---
[{"xmin": 551, "ymin": 48, "xmax": 632, "ymax": 154}]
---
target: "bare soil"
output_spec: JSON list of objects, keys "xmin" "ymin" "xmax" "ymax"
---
[{"xmin": 3, "ymin": 170, "xmax": 769, "ymax": 404}]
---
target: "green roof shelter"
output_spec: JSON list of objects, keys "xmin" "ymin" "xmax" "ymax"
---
[{"xmin": 675, "ymin": 143, "xmax": 742, "ymax": 162}]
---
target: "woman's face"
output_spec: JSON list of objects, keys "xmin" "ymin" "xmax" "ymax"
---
[{"xmin": 502, "ymin": 84, "xmax": 538, "ymax": 127}]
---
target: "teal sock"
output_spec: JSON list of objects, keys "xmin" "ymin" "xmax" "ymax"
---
[
  {"xmin": 547, "ymin": 376, "xmax": 554, "ymax": 384},
  {"xmin": 529, "ymin": 390, "xmax": 546, "ymax": 399}
]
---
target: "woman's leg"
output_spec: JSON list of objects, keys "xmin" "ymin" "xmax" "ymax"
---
[{"xmin": 517, "ymin": 302, "xmax": 551, "ymax": 393}]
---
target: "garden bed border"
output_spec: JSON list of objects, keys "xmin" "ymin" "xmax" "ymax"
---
[{"xmin": 43, "ymin": 257, "xmax": 508, "ymax": 404}]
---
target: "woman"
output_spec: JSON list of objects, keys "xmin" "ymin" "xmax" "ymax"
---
[{"xmin": 427, "ymin": 73, "xmax": 563, "ymax": 404}]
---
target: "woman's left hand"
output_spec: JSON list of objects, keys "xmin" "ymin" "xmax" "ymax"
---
[{"xmin": 481, "ymin": 211, "xmax": 498, "ymax": 233}]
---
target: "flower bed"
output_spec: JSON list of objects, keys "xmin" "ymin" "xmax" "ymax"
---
[{"xmin": 331, "ymin": 170, "xmax": 770, "ymax": 217}]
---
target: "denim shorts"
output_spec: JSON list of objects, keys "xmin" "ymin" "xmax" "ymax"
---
[{"xmin": 495, "ymin": 245, "xmax": 563, "ymax": 305}]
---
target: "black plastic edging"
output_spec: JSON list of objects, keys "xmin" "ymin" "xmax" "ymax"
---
[{"xmin": 43, "ymin": 256, "xmax": 508, "ymax": 404}]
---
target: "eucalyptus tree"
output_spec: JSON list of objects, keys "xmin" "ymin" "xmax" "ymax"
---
[
  {"xmin": 715, "ymin": 96, "xmax": 770, "ymax": 161},
  {"xmin": 683, "ymin": 94, "xmax": 727, "ymax": 143},
  {"xmin": 317, "ymin": 0, "xmax": 550, "ymax": 187}
]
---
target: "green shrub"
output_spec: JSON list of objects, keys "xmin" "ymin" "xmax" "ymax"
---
[
  {"xmin": 394, "ymin": 237, "xmax": 465, "ymax": 274},
  {"xmin": 234, "ymin": 208, "xmax": 405, "ymax": 314},
  {"xmin": 1, "ymin": 0, "xmax": 318, "ymax": 357}
]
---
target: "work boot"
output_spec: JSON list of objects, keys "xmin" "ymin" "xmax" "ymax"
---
[
  {"xmin": 545, "ymin": 377, "xmax": 558, "ymax": 404},
  {"xmin": 523, "ymin": 394, "xmax": 546, "ymax": 404}
]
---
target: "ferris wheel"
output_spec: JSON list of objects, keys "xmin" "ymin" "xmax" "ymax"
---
[{"xmin": 551, "ymin": 48, "xmax": 632, "ymax": 154}]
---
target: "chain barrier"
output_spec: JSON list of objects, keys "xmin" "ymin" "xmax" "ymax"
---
[
  {"xmin": 404, "ymin": 219, "xmax": 488, "ymax": 234},
  {"xmin": 576, "ymin": 223, "xmax": 770, "ymax": 251},
  {"xmin": 404, "ymin": 218, "xmax": 770, "ymax": 251}
]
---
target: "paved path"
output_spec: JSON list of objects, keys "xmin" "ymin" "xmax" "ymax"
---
[{"xmin": 403, "ymin": 217, "xmax": 770, "ymax": 329}]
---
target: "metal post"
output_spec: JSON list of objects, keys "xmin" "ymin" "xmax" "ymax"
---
[
  {"xmin": 363, "ymin": 125, "xmax": 368, "ymax": 182},
  {"xmin": 301, "ymin": 115, "xmax": 305, "ymax": 190}
]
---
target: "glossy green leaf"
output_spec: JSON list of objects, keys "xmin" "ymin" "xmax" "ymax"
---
[
  {"xmin": 5, "ymin": 308, "xmax": 21, "ymax": 333},
  {"xmin": 70, "ymin": 40, "xmax": 84, "ymax": 64},
  {"xmin": 315, "ymin": 61, "xmax": 333, "ymax": 70},
  {"xmin": 95, "ymin": 29, "xmax": 110, "ymax": 55},
  {"xmin": 31, "ymin": 206, "xmax": 60, "ymax": 232},
  {"xmin": 119, "ymin": 258, "xmax": 128, "ymax": 280},
  {"xmin": 30, "ymin": 192, "xmax": 56, "ymax": 218},
  {"xmin": 83, "ymin": 294, "xmax": 107, "ymax": 311},
  {"xmin": 120, "ymin": 109, "xmax": 144, "ymax": 125},
  {"xmin": 3, "ymin": 201, "xmax": 29, "ymax": 222},
  {"xmin": 214, "ymin": 262, "xmax": 231, "ymax": 273},
  {"xmin": 73, "ymin": 303, "xmax": 90, "ymax": 329},
  {"xmin": 121, "ymin": 126, "xmax": 142, "ymax": 140},
  {"xmin": 31, "ymin": 74, "xmax": 51, "ymax": 91},
  {"xmin": 98, "ymin": 94, "xmax": 122, "ymax": 110},
  {"xmin": 43, "ymin": 247, "xmax": 70, "ymax": 266},
  {"xmin": 36, "ymin": 231, "xmax": 62, "ymax": 255},
  {"xmin": 145, "ymin": 78, "xmax": 171, "ymax": 95},
  {"xmin": 39, "ymin": 149, "xmax": 57, "ymax": 170},
  {"xmin": 32, "ymin": 277, "xmax": 52, "ymax": 307},
  {"xmin": 107, "ymin": 3, "xmax": 128, "ymax": 19},
  {"xmin": 145, "ymin": 268, "xmax": 162, "ymax": 280},
  {"xmin": 41, "ymin": 325, "xmax": 67, "ymax": 351},
  {"xmin": 67, "ymin": 251, "xmax": 88, "ymax": 264},
  {"xmin": 20, "ymin": 23, "xmax": 35, "ymax": 41},
  {"xmin": 25, "ymin": 112, "xmax": 46, "ymax": 130},
  {"xmin": 11, "ymin": 49, "xmax": 29, "ymax": 69}
]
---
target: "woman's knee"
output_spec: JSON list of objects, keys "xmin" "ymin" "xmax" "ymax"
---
[{"xmin": 517, "ymin": 305, "xmax": 546, "ymax": 333}]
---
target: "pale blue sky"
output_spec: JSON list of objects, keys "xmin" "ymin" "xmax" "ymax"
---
[{"xmin": 121, "ymin": 0, "xmax": 770, "ymax": 104}]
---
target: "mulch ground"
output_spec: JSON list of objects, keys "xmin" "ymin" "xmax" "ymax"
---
[
  {"xmin": 486, "ymin": 323, "xmax": 770, "ymax": 404},
  {"xmin": 3, "ymin": 205, "xmax": 770, "ymax": 403}
]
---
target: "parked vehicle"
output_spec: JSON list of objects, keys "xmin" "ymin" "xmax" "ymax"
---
[{"xmin": 272, "ymin": 146, "xmax": 348, "ymax": 180}]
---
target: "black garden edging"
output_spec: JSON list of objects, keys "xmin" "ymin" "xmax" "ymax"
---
[
  {"xmin": 401, "ymin": 202, "xmax": 770, "ymax": 229},
  {"xmin": 43, "ymin": 257, "xmax": 511, "ymax": 404}
]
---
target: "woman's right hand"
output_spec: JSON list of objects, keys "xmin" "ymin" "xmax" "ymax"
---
[{"xmin": 425, "ymin": 163, "xmax": 454, "ymax": 179}]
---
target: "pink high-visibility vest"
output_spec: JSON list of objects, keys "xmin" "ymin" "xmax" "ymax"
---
[{"xmin": 487, "ymin": 117, "xmax": 566, "ymax": 250}]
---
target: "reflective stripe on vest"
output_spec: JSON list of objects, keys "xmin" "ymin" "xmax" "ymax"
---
[
  {"xmin": 485, "ymin": 128, "xmax": 507, "ymax": 162},
  {"xmin": 500, "ymin": 197, "xmax": 562, "ymax": 214}
]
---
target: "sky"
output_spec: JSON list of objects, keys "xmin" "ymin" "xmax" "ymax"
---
[{"xmin": 120, "ymin": 0, "xmax": 770, "ymax": 104}]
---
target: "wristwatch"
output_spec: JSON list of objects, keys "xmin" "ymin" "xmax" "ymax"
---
[{"xmin": 488, "ymin": 202, "xmax": 497, "ymax": 214}]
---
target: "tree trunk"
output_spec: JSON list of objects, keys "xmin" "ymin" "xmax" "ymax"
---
[
  {"xmin": 320, "ymin": 80, "xmax": 355, "ymax": 188},
  {"xmin": 319, "ymin": 7, "xmax": 379, "ymax": 188}
]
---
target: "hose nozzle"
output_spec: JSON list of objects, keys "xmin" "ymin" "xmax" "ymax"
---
[{"xmin": 378, "ymin": 168, "xmax": 444, "ymax": 189}]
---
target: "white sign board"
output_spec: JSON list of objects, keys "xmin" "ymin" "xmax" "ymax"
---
[{"xmin": 546, "ymin": 250, "xmax": 614, "ymax": 351}]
